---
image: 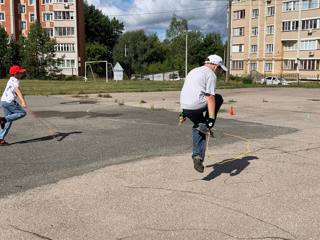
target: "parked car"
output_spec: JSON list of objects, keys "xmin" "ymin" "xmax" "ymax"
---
[{"xmin": 260, "ymin": 76, "xmax": 290, "ymax": 85}]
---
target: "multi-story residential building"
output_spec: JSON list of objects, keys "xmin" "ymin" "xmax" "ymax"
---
[
  {"xmin": 230, "ymin": 0, "xmax": 320, "ymax": 80},
  {"xmin": 0, "ymin": 0, "xmax": 85, "ymax": 76}
]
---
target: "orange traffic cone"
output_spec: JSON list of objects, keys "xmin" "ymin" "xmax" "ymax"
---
[{"xmin": 229, "ymin": 105, "xmax": 235, "ymax": 116}]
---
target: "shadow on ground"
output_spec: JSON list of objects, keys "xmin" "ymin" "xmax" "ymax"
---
[
  {"xmin": 202, "ymin": 156, "xmax": 258, "ymax": 181},
  {"xmin": 11, "ymin": 131, "xmax": 82, "ymax": 145}
]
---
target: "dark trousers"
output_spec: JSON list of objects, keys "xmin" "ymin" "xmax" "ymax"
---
[{"xmin": 183, "ymin": 94, "xmax": 224, "ymax": 160}]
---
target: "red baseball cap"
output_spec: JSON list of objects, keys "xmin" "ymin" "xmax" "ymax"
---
[{"xmin": 9, "ymin": 65, "xmax": 27, "ymax": 75}]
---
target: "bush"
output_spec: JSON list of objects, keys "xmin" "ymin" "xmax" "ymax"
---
[
  {"xmin": 242, "ymin": 75, "xmax": 253, "ymax": 84},
  {"xmin": 230, "ymin": 75, "xmax": 253, "ymax": 84}
]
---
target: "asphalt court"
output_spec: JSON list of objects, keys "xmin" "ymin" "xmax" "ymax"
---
[
  {"xmin": 0, "ymin": 89, "xmax": 320, "ymax": 240},
  {"xmin": 0, "ymin": 95, "xmax": 296, "ymax": 197}
]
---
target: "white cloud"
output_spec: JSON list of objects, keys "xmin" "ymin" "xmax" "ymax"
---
[{"xmin": 86, "ymin": 0, "xmax": 227, "ymax": 40}]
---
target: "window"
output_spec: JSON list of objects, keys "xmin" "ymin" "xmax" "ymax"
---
[
  {"xmin": 267, "ymin": 6, "xmax": 275, "ymax": 16},
  {"xmin": 44, "ymin": 28, "xmax": 53, "ymax": 37},
  {"xmin": 283, "ymin": 60, "xmax": 297, "ymax": 70},
  {"xmin": 252, "ymin": 9, "xmax": 259, "ymax": 18},
  {"xmin": 54, "ymin": 0, "xmax": 75, "ymax": 3},
  {"xmin": 20, "ymin": 21, "xmax": 26, "ymax": 30},
  {"xmin": 54, "ymin": 11, "xmax": 75, "ymax": 20},
  {"xmin": 232, "ymin": 60, "xmax": 244, "ymax": 70},
  {"xmin": 300, "ymin": 40, "xmax": 318, "ymax": 50},
  {"xmin": 266, "ymin": 25, "xmax": 274, "ymax": 35},
  {"xmin": 282, "ymin": 20, "xmax": 299, "ymax": 31},
  {"xmin": 251, "ymin": 27, "xmax": 258, "ymax": 36},
  {"xmin": 301, "ymin": 0, "xmax": 319, "ymax": 10},
  {"xmin": 282, "ymin": 1, "xmax": 299, "ymax": 11},
  {"xmin": 42, "ymin": 0, "xmax": 52, "ymax": 4},
  {"xmin": 299, "ymin": 59, "xmax": 320, "ymax": 70},
  {"xmin": 283, "ymin": 41, "xmax": 298, "ymax": 51},
  {"xmin": 233, "ymin": 10, "xmax": 245, "ymax": 20},
  {"xmin": 30, "ymin": 13, "xmax": 35, "ymax": 22},
  {"xmin": 266, "ymin": 44, "xmax": 274, "ymax": 53},
  {"xmin": 232, "ymin": 27, "xmax": 245, "ymax": 36},
  {"xmin": 265, "ymin": 62, "xmax": 273, "ymax": 72},
  {"xmin": 54, "ymin": 27, "xmax": 75, "ymax": 36},
  {"xmin": 19, "ymin": 4, "xmax": 25, "ymax": 14},
  {"xmin": 301, "ymin": 18, "xmax": 320, "ymax": 30},
  {"xmin": 251, "ymin": 45, "xmax": 258, "ymax": 53},
  {"xmin": 29, "ymin": 0, "xmax": 35, "ymax": 4},
  {"xmin": 58, "ymin": 59, "xmax": 76, "ymax": 68},
  {"xmin": 0, "ymin": 12, "xmax": 4, "ymax": 21},
  {"xmin": 43, "ymin": 12, "xmax": 53, "ymax": 21},
  {"xmin": 250, "ymin": 62, "xmax": 257, "ymax": 71},
  {"xmin": 55, "ymin": 43, "xmax": 75, "ymax": 52},
  {"xmin": 232, "ymin": 44, "xmax": 244, "ymax": 53},
  {"xmin": 0, "ymin": 0, "xmax": 4, "ymax": 4}
]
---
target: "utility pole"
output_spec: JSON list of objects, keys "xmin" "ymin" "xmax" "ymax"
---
[
  {"xmin": 185, "ymin": 30, "xmax": 188, "ymax": 78},
  {"xmin": 225, "ymin": 0, "xmax": 232, "ymax": 83}
]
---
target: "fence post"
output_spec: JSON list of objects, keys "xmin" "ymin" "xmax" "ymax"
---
[{"xmin": 297, "ymin": 73, "xmax": 300, "ymax": 86}]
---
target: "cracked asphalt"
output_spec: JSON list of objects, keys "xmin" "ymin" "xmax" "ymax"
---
[{"xmin": 0, "ymin": 88, "xmax": 319, "ymax": 240}]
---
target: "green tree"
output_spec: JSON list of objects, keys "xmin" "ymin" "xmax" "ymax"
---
[
  {"xmin": 86, "ymin": 42, "xmax": 109, "ymax": 77},
  {"xmin": 7, "ymin": 36, "xmax": 25, "ymax": 67},
  {"xmin": 0, "ymin": 26, "xmax": 9, "ymax": 77},
  {"xmin": 84, "ymin": 3, "xmax": 124, "ymax": 61},
  {"xmin": 166, "ymin": 15, "xmax": 188, "ymax": 41},
  {"xmin": 22, "ymin": 22, "xmax": 61, "ymax": 78},
  {"xmin": 199, "ymin": 33, "xmax": 224, "ymax": 63},
  {"xmin": 86, "ymin": 42, "xmax": 109, "ymax": 61},
  {"xmin": 113, "ymin": 30, "xmax": 166, "ymax": 78}
]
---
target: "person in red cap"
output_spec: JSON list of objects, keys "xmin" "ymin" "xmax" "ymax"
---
[{"xmin": 0, "ymin": 65, "xmax": 28, "ymax": 145}]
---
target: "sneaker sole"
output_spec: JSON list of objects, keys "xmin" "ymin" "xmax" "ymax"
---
[{"xmin": 193, "ymin": 158, "xmax": 204, "ymax": 173}]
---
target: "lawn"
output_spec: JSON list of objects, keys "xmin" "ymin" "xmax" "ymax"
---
[{"xmin": 0, "ymin": 79, "xmax": 319, "ymax": 96}]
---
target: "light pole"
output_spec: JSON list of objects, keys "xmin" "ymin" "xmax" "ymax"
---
[
  {"xmin": 185, "ymin": 30, "xmax": 188, "ymax": 78},
  {"xmin": 226, "ymin": 0, "xmax": 232, "ymax": 83},
  {"xmin": 185, "ymin": 30, "xmax": 192, "ymax": 78}
]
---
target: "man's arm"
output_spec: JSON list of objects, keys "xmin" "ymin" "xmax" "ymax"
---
[
  {"xmin": 206, "ymin": 95, "xmax": 216, "ymax": 118},
  {"xmin": 15, "ymin": 87, "xmax": 27, "ymax": 107},
  {"xmin": 205, "ymin": 95, "xmax": 216, "ymax": 129}
]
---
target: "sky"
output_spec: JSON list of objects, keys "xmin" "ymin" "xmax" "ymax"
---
[{"xmin": 86, "ymin": 0, "xmax": 228, "ymax": 40}]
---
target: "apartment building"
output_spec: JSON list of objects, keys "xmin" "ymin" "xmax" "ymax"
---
[
  {"xmin": 230, "ymin": 0, "xmax": 320, "ymax": 79},
  {"xmin": 0, "ymin": 0, "xmax": 85, "ymax": 76}
]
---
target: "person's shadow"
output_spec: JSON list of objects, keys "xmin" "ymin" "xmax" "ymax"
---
[
  {"xmin": 202, "ymin": 156, "xmax": 258, "ymax": 181},
  {"xmin": 10, "ymin": 131, "xmax": 82, "ymax": 145}
]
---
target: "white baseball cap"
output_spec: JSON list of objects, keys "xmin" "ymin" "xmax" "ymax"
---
[{"xmin": 205, "ymin": 54, "xmax": 227, "ymax": 71}]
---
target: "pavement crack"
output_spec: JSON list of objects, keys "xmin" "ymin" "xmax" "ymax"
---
[
  {"xmin": 251, "ymin": 182, "xmax": 308, "ymax": 200},
  {"xmin": 251, "ymin": 145, "xmax": 320, "ymax": 164},
  {"xmin": 125, "ymin": 185, "xmax": 296, "ymax": 239},
  {"xmin": 223, "ymin": 172, "xmax": 265, "ymax": 185},
  {"xmin": 144, "ymin": 227, "xmax": 294, "ymax": 240},
  {"xmin": 124, "ymin": 185, "xmax": 241, "ymax": 205},
  {"xmin": 116, "ymin": 234, "xmax": 140, "ymax": 240},
  {"xmin": 195, "ymin": 197, "xmax": 297, "ymax": 239},
  {"xmin": 9, "ymin": 225, "xmax": 54, "ymax": 240}
]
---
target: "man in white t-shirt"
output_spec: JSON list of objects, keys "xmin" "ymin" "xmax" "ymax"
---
[
  {"xmin": 0, "ymin": 65, "xmax": 27, "ymax": 145},
  {"xmin": 180, "ymin": 55, "xmax": 227, "ymax": 173}
]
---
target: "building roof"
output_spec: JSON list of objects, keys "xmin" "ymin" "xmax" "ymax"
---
[{"xmin": 114, "ymin": 62, "xmax": 124, "ymax": 72}]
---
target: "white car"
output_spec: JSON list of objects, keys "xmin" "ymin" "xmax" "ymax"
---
[{"xmin": 261, "ymin": 76, "xmax": 290, "ymax": 85}]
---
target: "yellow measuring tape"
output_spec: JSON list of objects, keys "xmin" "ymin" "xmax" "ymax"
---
[{"xmin": 205, "ymin": 128, "xmax": 252, "ymax": 163}]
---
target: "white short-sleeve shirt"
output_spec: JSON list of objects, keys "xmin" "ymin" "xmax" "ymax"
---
[
  {"xmin": 1, "ymin": 77, "xmax": 20, "ymax": 103},
  {"xmin": 180, "ymin": 66, "xmax": 216, "ymax": 110}
]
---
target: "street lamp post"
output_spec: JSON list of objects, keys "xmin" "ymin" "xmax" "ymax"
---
[
  {"xmin": 185, "ymin": 30, "xmax": 188, "ymax": 78},
  {"xmin": 185, "ymin": 30, "xmax": 192, "ymax": 78}
]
